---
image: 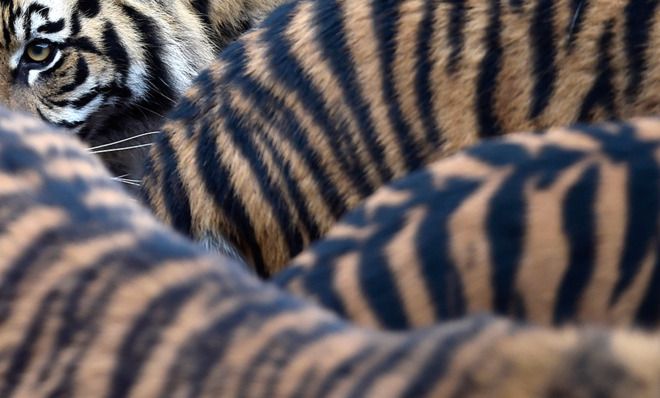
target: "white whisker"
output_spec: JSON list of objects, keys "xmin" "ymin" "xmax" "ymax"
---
[
  {"xmin": 88, "ymin": 131, "xmax": 161, "ymax": 151},
  {"xmin": 568, "ymin": 1, "xmax": 583, "ymax": 38},
  {"xmin": 91, "ymin": 143, "xmax": 153, "ymax": 154},
  {"xmin": 112, "ymin": 178, "xmax": 142, "ymax": 187},
  {"xmin": 118, "ymin": 178, "xmax": 142, "ymax": 183}
]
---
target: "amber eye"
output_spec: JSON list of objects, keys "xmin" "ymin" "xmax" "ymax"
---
[{"xmin": 25, "ymin": 42, "xmax": 53, "ymax": 63}]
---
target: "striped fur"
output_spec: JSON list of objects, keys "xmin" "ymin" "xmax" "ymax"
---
[
  {"xmin": 0, "ymin": 0, "xmax": 285, "ymax": 176},
  {"xmin": 276, "ymin": 118, "xmax": 660, "ymax": 330},
  {"xmin": 142, "ymin": 0, "xmax": 660, "ymax": 276},
  {"xmin": 3, "ymin": 107, "xmax": 660, "ymax": 398}
]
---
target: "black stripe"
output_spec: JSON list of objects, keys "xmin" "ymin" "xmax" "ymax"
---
[
  {"xmin": 191, "ymin": 0, "xmax": 210, "ymax": 26},
  {"xmin": 23, "ymin": 3, "xmax": 48, "ymax": 40},
  {"xmin": 358, "ymin": 228, "xmax": 410, "ymax": 328},
  {"xmin": 553, "ymin": 165, "xmax": 599, "ymax": 324},
  {"xmin": 529, "ymin": 0, "xmax": 557, "ymax": 118},
  {"xmin": 191, "ymin": 0, "xmax": 251, "ymax": 47},
  {"xmin": 416, "ymin": 0, "xmax": 444, "ymax": 146},
  {"xmin": 242, "ymin": 324, "xmax": 344, "ymax": 397},
  {"xmin": 3, "ymin": 19, "xmax": 11, "ymax": 47},
  {"xmin": 194, "ymin": 117, "xmax": 268, "ymax": 275},
  {"xmin": 276, "ymin": 240, "xmax": 350, "ymax": 318},
  {"xmin": 346, "ymin": 338, "xmax": 419, "ymax": 397},
  {"xmin": 63, "ymin": 36, "xmax": 102, "ymax": 55},
  {"xmin": 476, "ymin": 0, "xmax": 504, "ymax": 137},
  {"xmin": 402, "ymin": 315, "xmax": 496, "ymax": 396},
  {"xmin": 290, "ymin": 368, "xmax": 321, "ymax": 398},
  {"xmin": 472, "ymin": 140, "xmax": 585, "ymax": 315},
  {"xmin": 624, "ymin": 0, "xmax": 660, "ymax": 100},
  {"xmin": 70, "ymin": 10, "xmax": 81, "ymax": 35},
  {"xmin": 415, "ymin": 176, "xmax": 476, "ymax": 323},
  {"xmin": 447, "ymin": 0, "xmax": 467, "ymax": 73},
  {"xmin": 0, "ymin": 227, "xmax": 64, "ymax": 324},
  {"xmin": 37, "ymin": 269, "xmax": 123, "ymax": 395},
  {"xmin": 109, "ymin": 281, "xmax": 203, "ymax": 398},
  {"xmin": 152, "ymin": 134, "xmax": 193, "ymax": 237},
  {"xmin": 101, "ymin": 22, "xmax": 129, "ymax": 83},
  {"xmin": 372, "ymin": 0, "xmax": 424, "ymax": 171},
  {"xmin": 57, "ymin": 56, "xmax": 89, "ymax": 94},
  {"xmin": 261, "ymin": 4, "xmax": 375, "ymax": 200},
  {"xmin": 37, "ymin": 18, "xmax": 64, "ymax": 34},
  {"xmin": 314, "ymin": 0, "xmax": 394, "ymax": 183},
  {"xmin": 160, "ymin": 298, "xmax": 304, "ymax": 397},
  {"xmin": 50, "ymin": 89, "xmax": 99, "ymax": 109},
  {"xmin": 260, "ymin": 131, "xmax": 322, "ymax": 244},
  {"xmin": 77, "ymin": 0, "xmax": 100, "ymax": 18},
  {"xmin": 216, "ymin": 93, "xmax": 306, "ymax": 264},
  {"xmin": 7, "ymin": 5, "xmax": 19, "ymax": 37},
  {"xmin": 0, "ymin": 288, "xmax": 63, "ymax": 396},
  {"xmin": 605, "ymin": 129, "xmax": 660, "ymax": 304},
  {"xmin": 312, "ymin": 346, "xmax": 378, "ymax": 395},
  {"xmin": 509, "ymin": 0, "xmax": 524, "ymax": 10},
  {"xmin": 578, "ymin": 20, "xmax": 617, "ymax": 120},
  {"xmin": 214, "ymin": 18, "xmax": 252, "ymax": 48},
  {"xmin": 635, "ymin": 243, "xmax": 660, "ymax": 327},
  {"xmin": 121, "ymin": 5, "xmax": 176, "ymax": 112}
]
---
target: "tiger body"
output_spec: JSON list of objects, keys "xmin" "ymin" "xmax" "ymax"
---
[
  {"xmin": 0, "ymin": 0, "xmax": 285, "ymax": 176},
  {"xmin": 276, "ymin": 118, "xmax": 660, "ymax": 330},
  {"xmin": 3, "ymin": 105, "xmax": 660, "ymax": 397},
  {"xmin": 143, "ymin": 0, "xmax": 660, "ymax": 276}
]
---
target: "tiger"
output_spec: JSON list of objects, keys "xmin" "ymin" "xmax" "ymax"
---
[
  {"xmin": 0, "ymin": 0, "xmax": 286, "ymax": 178},
  {"xmin": 141, "ymin": 0, "xmax": 660, "ymax": 277},
  {"xmin": 275, "ymin": 117, "xmax": 660, "ymax": 331},
  {"xmin": 2, "ymin": 107, "xmax": 660, "ymax": 398}
]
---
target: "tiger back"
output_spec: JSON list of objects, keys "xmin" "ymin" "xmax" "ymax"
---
[
  {"xmin": 1, "ymin": 105, "xmax": 660, "ymax": 397},
  {"xmin": 142, "ymin": 0, "xmax": 660, "ymax": 276},
  {"xmin": 276, "ymin": 118, "xmax": 660, "ymax": 330}
]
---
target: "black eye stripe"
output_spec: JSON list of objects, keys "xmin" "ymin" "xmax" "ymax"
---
[{"xmin": 37, "ymin": 18, "xmax": 65, "ymax": 35}]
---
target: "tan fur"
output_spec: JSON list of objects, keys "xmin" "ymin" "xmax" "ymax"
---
[
  {"xmin": 2, "ymin": 105, "xmax": 660, "ymax": 396},
  {"xmin": 143, "ymin": 0, "xmax": 660, "ymax": 275}
]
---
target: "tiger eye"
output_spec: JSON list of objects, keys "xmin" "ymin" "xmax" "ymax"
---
[{"xmin": 25, "ymin": 42, "xmax": 52, "ymax": 63}]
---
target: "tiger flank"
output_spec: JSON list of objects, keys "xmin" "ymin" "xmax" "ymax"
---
[
  {"xmin": 277, "ymin": 118, "xmax": 660, "ymax": 330},
  {"xmin": 0, "ymin": 0, "xmax": 286, "ymax": 177},
  {"xmin": 2, "ymin": 105, "xmax": 660, "ymax": 397},
  {"xmin": 142, "ymin": 0, "xmax": 660, "ymax": 276}
]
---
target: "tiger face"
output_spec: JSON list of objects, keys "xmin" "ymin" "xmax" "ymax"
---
[{"xmin": 0, "ymin": 0, "xmax": 216, "ymax": 174}]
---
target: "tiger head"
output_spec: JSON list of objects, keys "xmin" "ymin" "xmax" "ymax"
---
[{"xmin": 0, "ymin": 0, "xmax": 217, "ymax": 174}]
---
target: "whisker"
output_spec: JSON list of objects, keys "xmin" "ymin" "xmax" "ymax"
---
[
  {"xmin": 568, "ymin": 0, "xmax": 583, "ymax": 38},
  {"xmin": 91, "ymin": 143, "xmax": 153, "ymax": 154},
  {"xmin": 88, "ymin": 131, "xmax": 161, "ymax": 151},
  {"xmin": 112, "ymin": 178, "xmax": 142, "ymax": 187},
  {"xmin": 118, "ymin": 178, "xmax": 142, "ymax": 183}
]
